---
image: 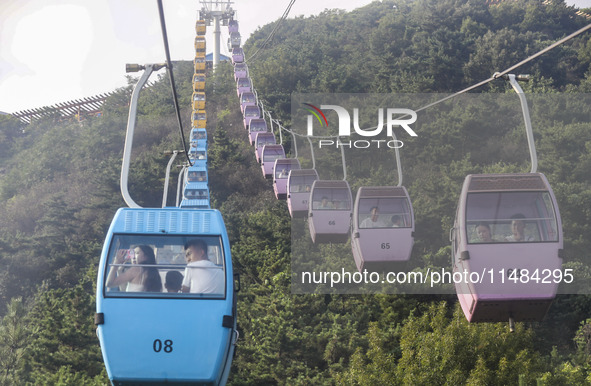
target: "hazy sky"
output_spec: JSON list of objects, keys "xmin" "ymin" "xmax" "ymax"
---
[
  {"xmin": 1, "ymin": 0, "xmax": 590, "ymax": 114},
  {"xmin": 0, "ymin": 0, "xmax": 376, "ymax": 113}
]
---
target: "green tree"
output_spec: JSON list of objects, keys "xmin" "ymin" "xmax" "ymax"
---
[
  {"xmin": 23, "ymin": 271, "xmax": 106, "ymax": 384},
  {"xmin": 0, "ymin": 298, "xmax": 34, "ymax": 385}
]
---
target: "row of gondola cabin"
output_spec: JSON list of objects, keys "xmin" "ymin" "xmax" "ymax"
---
[
  {"xmin": 195, "ymin": 19, "xmax": 206, "ymax": 35},
  {"xmin": 452, "ymin": 173, "xmax": 563, "ymax": 323},
  {"xmin": 261, "ymin": 144, "xmax": 285, "ymax": 178},
  {"xmin": 255, "ymin": 132, "xmax": 276, "ymax": 162},
  {"xmin": 191, "ymin": 17, "xmax": 208, "ymax": 209},
  {"xmin": 227, "ymin": 31, "xmax": 241, "ymax": 50},
  {"xmin": 193, "ymin": 74, "xmax": 206, "ymax": 92},
  {"xmin": 243, "ymin": 105, "xmax": 260, "ymax": 130},
  {"xmin": 240, "ymin": 91, "xmax": 256, "ymax": 113},
  {"xmin": 192, "ymin": 92, "xmax": 205, "ymax": 110},
  {"xmin": 248, "ymin": 119, "xmax": 267, "ymax": 145},
  {"xmin": 287, "ymin": 169, "xmax": 320, "ymax": 218},
  {"xmin": 273, "ymin": 159, "xmax": 301, "ymax": 200},
  {"xmin": 236, "ymin": 77, "xmax": 252, "ymax": 98},
  {"xmin": 308, "ymin": 180, "xmax": 353, "ymax": 243},
  {"xmin": 231, "ymin": 48, "xmax": 244, "ymax": 64},
  {"xmin": 194, "ymin": 36, "xmax": 206, "ymax": 55},
  {"xmin": 194, "ymin": 56, "xmax": 206, "ymax": 73},
  {"xmin": 351, "ymin": 186, "xmax": 415, "ymax": 271},
  {"xmin": 234, "ymin": 62, "xmax": 248, "ymax": 81},
  {"xmin": 96, "ymin": 208, "xmax": 236, "ymax": 384}
]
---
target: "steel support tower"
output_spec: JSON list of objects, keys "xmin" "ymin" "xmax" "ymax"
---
[{"xmin": 199, "ymin": 0, "xmax": 235, "ymax": 69}]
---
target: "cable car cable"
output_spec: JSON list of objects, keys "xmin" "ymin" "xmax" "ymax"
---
[
  {"xmin": 157, "ymin": 0, "xmax": 193, "ymax": 166},
  {"xmin": 246, "ymin": 0, "xmax": 296, "ymax": 63},
  {"xmin": 413, "ymin": 21, "xmax": 591, "ymax": 114},
  {"xmin": 248, "ymin": 0, "xmax": 296, "ymax": 62}
]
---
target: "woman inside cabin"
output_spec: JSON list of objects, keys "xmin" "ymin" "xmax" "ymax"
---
[
  {"xmin": 475, "ymin": 222, "xmax": 494, "ymax": 243},
  {"xmin": 106, "ymin": 245, "xmax": 162, "ymax": 292}
]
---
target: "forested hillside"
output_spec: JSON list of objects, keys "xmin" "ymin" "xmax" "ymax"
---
[{"xmin": 1, "ymin": 0, "xmax": 591, "ymax": 384}]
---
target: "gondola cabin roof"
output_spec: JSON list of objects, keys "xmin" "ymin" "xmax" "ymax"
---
[
  {"xmin": 465, "ymin": 173, "xmax": 549, "ymax": 192},
  {"xmin": 357, "ymin": 186, "xmax": 410, "ymax": 198},
  {"xmin": 104, "ymin": 208, "xmax": 222, "ymax": 234}
]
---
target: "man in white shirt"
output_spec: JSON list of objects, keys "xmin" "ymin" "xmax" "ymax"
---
[
  {"xmin": 360, "ymin": 206, "xmax": 388, "ymax": 228},
  {"xmin": 181, "ymin": 239, "xmax": 225, "ymax": 295}
]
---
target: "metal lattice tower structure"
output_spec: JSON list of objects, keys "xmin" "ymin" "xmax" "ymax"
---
[{"xmin": 199, "ymin": 0, "xmax": 235, "ymax": 69}]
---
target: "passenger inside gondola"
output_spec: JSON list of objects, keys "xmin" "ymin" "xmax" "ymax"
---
[
  {"xmin": 332, "ymin": 200, "xmax": 344, "ymax": 210},
  {"xmin": 186, "ymin": 189, "xmax": 208, "ymax": 200},
  {"xmin": 358, "ymin": 197, "xmax": 411, "ymax": 229},
  {"xmin": 293, "ymin": 184, "xmax": 312, "ymax": 193},
  {"xmin": 251, "ymin": 123, "xmax": 266, "ymax": 132},
  {"xmin": 181, "ymin": 239, "xmax": 224, "ymax": 294},
  {"xmin": 165, "ymin": 271, "xmax": 183, "ymax": 293},
  {"xmin": 316, "ymin": 196, "xmax": 333, "ymax": 209},
  {"xmin": 475, "ymin": 222, "xmax": 494, "ymax": 243},
  {"xmin": 390, "ymin": 214, "xmax": 404, "ymax": 228},
  {"xmin": 465, "ymin": 191, "xmax": 558, "ymax": 243},
  {"xmin": 191, "ymin": 131, "xmax": 206, "ymax": 141},
  {"xmin": 242, "ymin": 93, "xmax": 255, "ymax": 103},
  {"xmin": 106, "ymin": 245, "xmax": 162, "ymax": 292},
  {"xmin": 505, "ymin": 213, "xmax": 534, "ymax": 242},
  {"xmin": 194, "ymin": 172, "xmax": 206, "ymax": 182},
  {"xmin": 277, "ymin": 169, "xmax": 288, "ymax": 179},
  {"xmin": 360, "ymin": 206, "xmax": 388, "ymax": 228}
]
